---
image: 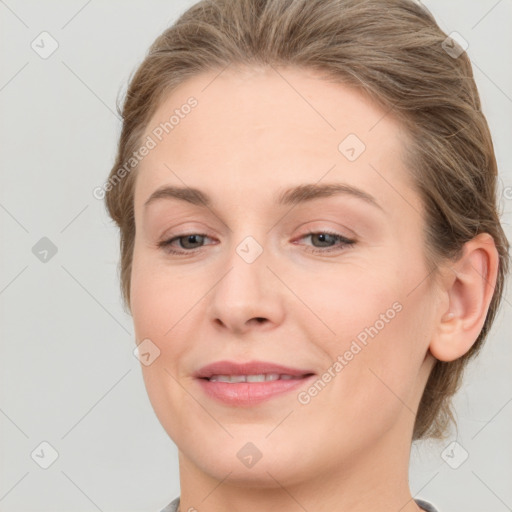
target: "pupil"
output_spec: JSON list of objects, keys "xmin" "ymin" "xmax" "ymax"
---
[
  {"xmin": 184, "ymin": 235, "xmax": 202, "ymax": 248},
  {"xmin": 315, "ymin": 233, "xmax": 332, "ymax": 246}
]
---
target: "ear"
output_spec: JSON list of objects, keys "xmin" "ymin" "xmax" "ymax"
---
[{"xmin": 429, "ymin": 233, "xmax": 500, "ymax": 362}]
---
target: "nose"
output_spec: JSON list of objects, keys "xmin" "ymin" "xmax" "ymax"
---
[{"xmin": 206, "ymin": 238, "xmax": 285, "ymax": 336}]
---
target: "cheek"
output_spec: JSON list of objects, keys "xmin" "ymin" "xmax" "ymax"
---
[
  {"xmin": 130, "ymin": 251, "xmax": 194, "ymax": 441},
  {"xmin": 299, "ymin": 249, "xmax": 432, "ymax": 410},
  {"xmin": 292, "ymin": 258, "xmax": 401, "ymax": 348},
  {"xmin": 130, "ymin": 248, "xmax": 201, "ymax": 408},
  {"xmin": 130, "ymin": 246, "xmax": 196, "ymax": 342}
]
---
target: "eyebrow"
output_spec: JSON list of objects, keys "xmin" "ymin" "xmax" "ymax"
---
[{"xmin": 143, "ymin": 183, "xmax": 383, "ymax": 212}]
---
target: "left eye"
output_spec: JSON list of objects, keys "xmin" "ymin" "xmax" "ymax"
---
[
  {"xmin": 297, "ymin": 231, "xmax": 355, "ymax": 254},
  {"xmin": 158, "ymin": 231, "xmax": 355, "ymax": 255}
]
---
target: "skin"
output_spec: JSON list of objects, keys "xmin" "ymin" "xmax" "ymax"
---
[{"xmin": 129, "ymin": 65, "xmax": 498, "ymax": 512}]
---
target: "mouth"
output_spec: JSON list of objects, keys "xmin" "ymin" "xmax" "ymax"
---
[{"xmin": 194, "ymin": 360, "xmax": 316, "ymax": 406}]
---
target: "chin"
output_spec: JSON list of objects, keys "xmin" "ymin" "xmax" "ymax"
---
[{"xmin": 180, "ymin": 433, "xmax": 327, "ymax": 489}]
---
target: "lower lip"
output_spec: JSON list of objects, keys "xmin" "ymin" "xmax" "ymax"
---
[{"xmin": 196, "ymin": 376, "xmax": 315, "ymax": 406}]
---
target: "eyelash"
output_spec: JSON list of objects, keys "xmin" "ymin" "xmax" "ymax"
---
[{"xmin": 157, "ymin": 230, "xmax": 355, "ymax": 256}]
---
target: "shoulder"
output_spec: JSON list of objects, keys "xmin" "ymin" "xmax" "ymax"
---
[
  {"xmin": 159, "ymin": 496, "xmax": 180, "ymax": 512},
  {"xmin": 415, "ymin": 497, "xmax": 440, "ymax": 512},
  {"xmin": 161, "ymin": 496, "xmax": 438, "ymax": 512}
]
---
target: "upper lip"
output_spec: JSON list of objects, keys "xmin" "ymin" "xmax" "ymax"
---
[{"xmin": 195, "ymin": 360, "xmax": 315, "ymax": 379}]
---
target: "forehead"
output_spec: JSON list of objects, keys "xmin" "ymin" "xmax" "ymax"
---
[{"xmin": 134, "ymin": 65, "xmax": 419, "ymax": 216}]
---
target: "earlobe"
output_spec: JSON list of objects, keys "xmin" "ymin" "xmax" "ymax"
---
[{"xmin": 429, "ymin": 233, "xmax": 499, "ymax": 362}]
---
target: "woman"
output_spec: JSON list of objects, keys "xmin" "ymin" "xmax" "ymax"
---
[{"xmin": 103, "ymin": 0, "xmax": 509, "ymax": 510}]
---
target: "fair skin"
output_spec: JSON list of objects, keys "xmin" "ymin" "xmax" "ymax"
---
[{"xmin": 129, "ymin": 66, "xmax": 498, "ymax": 512}]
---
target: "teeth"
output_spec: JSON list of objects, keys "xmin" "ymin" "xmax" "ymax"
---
[
  {"xmin": 208, "ymin": 373, "xmax": 299, "ymax": 383},
  {"xmin": 246, "ymin": 374, "xmax": 268, "ymax": 382}
]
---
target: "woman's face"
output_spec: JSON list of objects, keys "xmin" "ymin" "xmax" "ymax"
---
[{"xmin": 130, "ymin": 66, "xmax": 439, "ymax": 486}]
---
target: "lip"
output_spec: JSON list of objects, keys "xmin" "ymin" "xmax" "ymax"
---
[{"xmin": 194, "ymin": 360, "xmax": 316, "ymax": 406}]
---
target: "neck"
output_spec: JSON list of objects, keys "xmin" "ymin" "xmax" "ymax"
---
[{"xmin": 176, "ymin": 419, "xmax": 422, "ymax": 512}]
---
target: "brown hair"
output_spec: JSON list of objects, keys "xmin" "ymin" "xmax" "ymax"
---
[{"xmin": 104, "ymin": 0, "xmax": 510, "ymax": 440}]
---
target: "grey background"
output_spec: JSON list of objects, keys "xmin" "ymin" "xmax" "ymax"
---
[{"xmin": 0, "ymin": 1, "xmax": 511, "ymax": 511}]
